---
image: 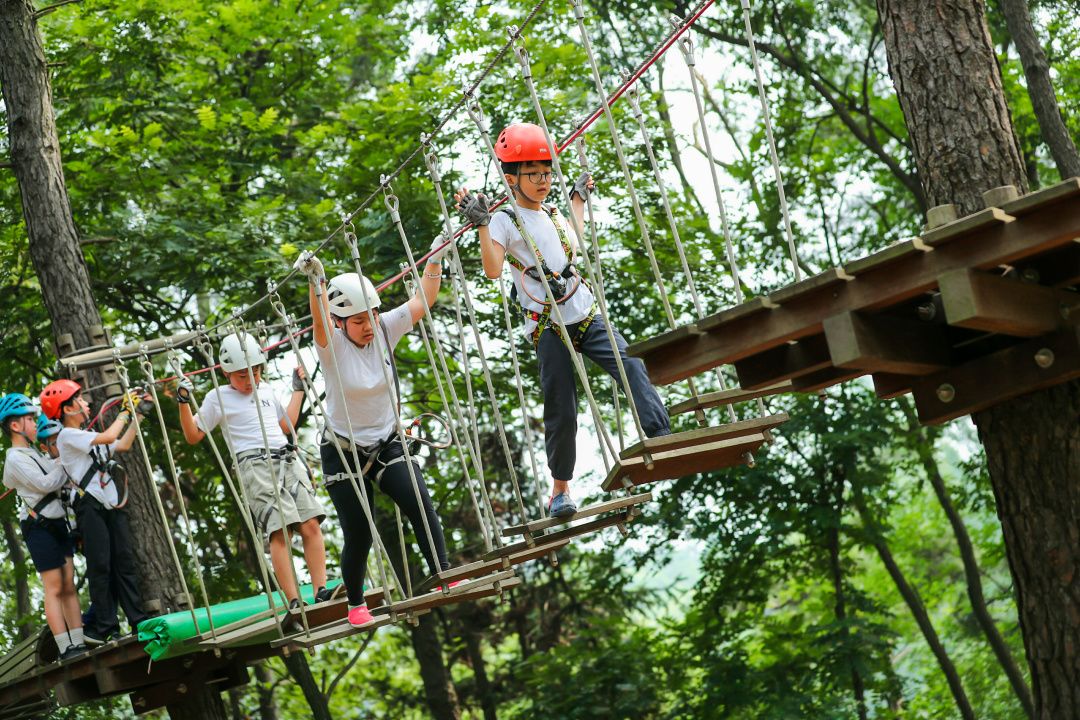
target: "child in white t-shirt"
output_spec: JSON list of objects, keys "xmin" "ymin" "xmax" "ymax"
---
[
  {"xmin": 177, "ymin": 333, "xmax": 328, "ymax": 610},
  {"xmin": 39, "ymin": 379, "xmax": 151, "ymax": 645},
  {"xmin": 0, "ymin": 393, "xmax": 86, "ymax": 660}
]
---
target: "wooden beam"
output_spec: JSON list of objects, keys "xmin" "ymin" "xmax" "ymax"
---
[
  {"xmin": 734, "ymin": 335, "xmax": 832, "ymax": 390},
  {"xmin": 629, "ymin": 194, "xmax": 1080, "ymax": 385},
  {"xmin": 938, "ymin": 268, "xmax": 1076, "ymax": 336},
  {"xmin": 1012, "ymin": 241, "xmax": 1080, "ymax": 288},
  {"xmin": 603, "ymin": 434, "xmax": 766, "ymax": 491},
  {"xmin": 790, "ymin": 367, "xmax": 865, "ymax": 393},
  {"xmin": 416, "ymin": 540, "xmax": 570, "ymax": 593},
  {"xmin": 668, "ymin": 381, "xmax": 793, "ymax": 417},
  {"xmin": 483, "ymin": 511, "xmax": 637, "ymax": 561},
  {"xmin": 620, "ymin": 414, "xmax": 789, "ymax": 459},
  {"xmin": 872, "ymin": 373, "xmax": 913, "ymax": 399},
  {"xmin": 371, "ymin": 574, "xmax": 521, "ymax": 617},
  {"xmin": 920, "ymin": 207, "xmax": 1015, "ymax": 246},
  {"xmin": 911, "ymin": 325, "xmax": 1080, "ymax": 424},
  {"xmin": 823, "ymin": 311, "xmax": 953, "ymax": 374}
]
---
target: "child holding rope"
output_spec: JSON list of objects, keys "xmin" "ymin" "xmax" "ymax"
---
[
  {"xmin": 0, "ymin": 394, "xmax": 86, "ymax": 659},
  {"xmin": 455, "ymin": 122, "xmax": 670, "ymax": 518},
  {"xmin": 176, "ymin": 334, "xmax": 329, "ymax": 611},
  {"xmin": 39, "ymin": 379, "xmax": 151, "ymax": 644},
  {"xmin": 294, "ymin": 240, "xmax": 454, "ymax": 628}
]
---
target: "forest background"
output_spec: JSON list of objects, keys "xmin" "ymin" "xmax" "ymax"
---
[{"xmin": 1, "ymin": 0, "xmax": 1078, "ymax": 717}]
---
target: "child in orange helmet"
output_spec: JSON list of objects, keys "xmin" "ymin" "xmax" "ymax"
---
[{"xmin": 455, "ymin": 122, "xmax": 669, "ymax": 519}]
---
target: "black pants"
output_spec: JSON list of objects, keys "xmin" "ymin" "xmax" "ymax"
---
[
  {"xmin": 74, "ymin": 495, "xmax": 148, "ymax": 636},
  {"xmin": 321, "ymin": 437, "xmax": 450, "ymax": 606},
  {"xmin": 537, "ymin": 313, "xmax": 670, "ymax": 481}
]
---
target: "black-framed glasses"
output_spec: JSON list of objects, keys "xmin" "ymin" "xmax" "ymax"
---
[{"xmin": 522, "ymin": 171, "xmax": 553, "ymax": 183}]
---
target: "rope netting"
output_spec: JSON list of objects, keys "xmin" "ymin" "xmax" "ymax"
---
[{"xmin": 45, "ymin": 0, "xmax": 804, "ymax": 642}]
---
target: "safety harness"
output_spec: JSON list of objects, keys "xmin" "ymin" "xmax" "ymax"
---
[
  {"xmin": 20, "ymin": 451, "xmax": 66, "ymax": 523},
  {"xmin": 235, "ymin": 443, "xmax": 313, "ymax": 532},
  {"xmin": 501, "ymin": 205, "xmax": 597, "ymax": 349},
  {"xmin": 67, "ymin": 444, "xmax": 129, "ymax": 510}
]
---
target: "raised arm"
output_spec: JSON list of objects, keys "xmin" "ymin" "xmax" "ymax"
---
[
  {"xmin": 454, "ymin": 188, "xmax": 503, "ymax": 279},
  {"xmin": 567, "ymin": 172, "xmax": 594, "ymax": 245},
  {"xmin": 407, "ymin": 237, "xmax": 450, "ymax": 323},
  {"xmin": 295, "ymin": 252, "xmax": 330, "ymax": 348},
  {"xmin": 279, "ymin": 367, "xmax": 306, "ymax": 436},
  {"xmin": 175, "ymin": 378, "xmax": 206, "ymax": 445}
]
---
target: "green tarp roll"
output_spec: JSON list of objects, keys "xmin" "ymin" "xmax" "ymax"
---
[{"xmin": 137, "ymin": 579, "xmax": 341, "ymax": 661}]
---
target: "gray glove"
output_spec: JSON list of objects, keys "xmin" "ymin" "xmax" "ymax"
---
[
  {"xmin": 569, "ymin": 172, "xmax": 594, "ymax": 202},
  {"xmin": 456, "ymin": 190, "xmax": 491, "ymax": 227},
  {"xmin": 291, "ymin": 367, "xmax": 306, "ymax": 393},
  {"xmin": 175, "ymin": 377, "xmax": 194, "ymax": 404},
  {"xmin": 293, "ymin": 251, "xmax": 325, "ymax": 283}
]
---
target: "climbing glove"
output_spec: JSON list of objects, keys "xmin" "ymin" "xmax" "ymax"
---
[
  {"xmin": 427, "ymin": 235, "xmax": 452, "ymax": 264},
  {"xmin": 291, "ymin": 367, "xmax": 306, "ymax": 393},
  {"xmin": 293, "ymin": 251, "xmax": 325, "ymax": 284},
  {"xmin": 175, "ymin": 377, "xmax": 194, "ymax": 404},
  {"xmin": 456, "ymin": 190, "xmax": 491, "ymax": 227},
  {"xmin": 569, "ymin": 172, "xmax": 594, "ymax": 203}
]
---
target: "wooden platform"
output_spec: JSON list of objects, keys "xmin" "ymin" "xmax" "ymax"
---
[
  {"xmin": 668, "ymin": 381, "xmax": 793, "ymax": 417},
  {"xmin": 482, "ymin": 509, "xmax": 641, "ymax": 562},
  {"xmin": 602, "ymin": 432, "xmax": 765, "ymax": 491},
  {"xmin": 500, "ymin": 493, "xmax": 652, "ymax": 537},
  {"xmin": 371, "ymin": 573, "xmax": 521, "ymax": 617},
  {"xmin": 628, "ymin": 178, "xmax": 1080, "ymax": 424},
  {"xmin": 415, "ymin": 539, "xmax": 570, "ymax": 594},
  {"xmin": 618, "ymin": 414, "xmax": 788, "ymax": 461}
]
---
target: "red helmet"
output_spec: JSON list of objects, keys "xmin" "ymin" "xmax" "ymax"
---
[
  {"xmin": 495, "ymin": 123, "xmax": 552, "ymax": 164},
  {"xmin": 40, "ymin": 379, "xmax": 81, "ymax": 420}
]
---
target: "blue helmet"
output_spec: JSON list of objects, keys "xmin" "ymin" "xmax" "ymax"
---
[
  {"xmin": 36, "ymin": 413, "xmax": 62, "ymax": 441},
  {"xmin": 0, "ymin": 393, "xmax": 38, "ymax": 426}
]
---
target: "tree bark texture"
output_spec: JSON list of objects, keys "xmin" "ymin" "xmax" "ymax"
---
[
  {"xmin": 0, "ymin": 2, "xmax": 224, "ymax": 717},
  {"xmin": 255, "ymin": 663, "xmax": 279, "ymax": 720},
  {"xmin": 2, "ymin": 516, "xmax": 33, "ymax": 642},
  {"xmin": 826, "ymin": 478, "xmax": 868, "ymax": 720},
  {"xmin": 997, "ymin": 0, "xmax": 1080, "ymax": 180},
  {"xmin": 464, "ymin": 626, "xmax": 499, "ymax": 720},
  {"xmin": 856, "ymin": 498, "xmax": 976, "ymax": 720},
  {"xmin": 877, "ymin": 2, "xmax": 1080, "ymax": 717},
  {"xmin": 877, "ymin": 0, "xmax": 1029, "ymax": 216},
  {"xmin": 282, "ymin": 652, "xmax": 333, "ymax": 720},
  {"xmin": 975, "ymin": 383, "xmax": 1080, "ymax": 720}
]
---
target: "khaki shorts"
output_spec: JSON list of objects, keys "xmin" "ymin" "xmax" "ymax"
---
[{"xmin": 237, "ymin": 455, "xmax": 325, "ymax": 538}]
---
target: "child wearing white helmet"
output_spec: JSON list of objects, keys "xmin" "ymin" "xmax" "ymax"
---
[
  {"xmin": 176, "ymin": 333, "xmax": 329, "ymax": 610},
  {"xmin": 0, "ymin": 393, "xmax": 86, "ymax": 660},
  {"xmin": 455, "ymin": 122, "xmax": 670, "ymax": 519},
  {"xmin": 295, "ymin": 236, "xmax": 453, "ymax": 628}
]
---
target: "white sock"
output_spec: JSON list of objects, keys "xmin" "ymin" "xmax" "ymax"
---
[
  {"xmin": 54, "ymin": 633, "xmax": 72, "ymax": 653},
  {"xmin": 69, "ymin": 627, "xmax": 84, "ymax": 646}
]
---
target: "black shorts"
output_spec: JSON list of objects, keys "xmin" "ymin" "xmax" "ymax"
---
[{"xmin": 21, "ymin": 517, "xmax": 75, "ymax": 573}]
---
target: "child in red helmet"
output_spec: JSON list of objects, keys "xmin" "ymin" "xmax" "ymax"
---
[
  {"xmin": 40, "ymin": 379, "xmax": 152, "ymax": 645},
  {"xmin": 0, "ymin": 393, "xmax": 87, "ymax": 660},
  {"xmin": 455, "ymin": 122, "xmax": 670, "ymax": 519}
]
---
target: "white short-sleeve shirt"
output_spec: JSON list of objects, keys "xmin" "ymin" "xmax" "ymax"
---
[
  {"xmin": 56, "ymin": 427, "xmax": 119, "ymax": 509},
  {"xmin": 3, "ymin": 447, "xmax": 68, "ymax": 520},
  {"xmin": 194, "ymin": 385, "xmax": 289, "ymax": 455},
  {"xmin": 488, "ymin": 204, "xmax": 595, "ymax": 335},
  {"xmin": 316, "ymin": 302, "xmax": 412, "ymax": 447}
]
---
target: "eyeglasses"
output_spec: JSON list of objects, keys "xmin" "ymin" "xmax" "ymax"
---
[{"xmin": 521, "ymin": 171, "xmax": 553, "ymax": 184}]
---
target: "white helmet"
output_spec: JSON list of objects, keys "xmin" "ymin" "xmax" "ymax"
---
[
  {"xmin": 326, "ymin": 273, "xmax": 380, "ymax": 317},
  {"xmin": 218, "ymin": 333, "xmax": 266, "ymax": 373}
]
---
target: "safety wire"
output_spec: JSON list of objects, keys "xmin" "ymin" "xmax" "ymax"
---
[
  {"xmin": 352, "ymin": 201, "xmax": 445, "ymax": 590},
  {"xmin": 166, "ymin": 342, "xmax": 287, "ymax": 641},
  {"xmin": 280, "ymin": 285, "xmax": 406, "ymax": 617},
  {"xmin": 737, "ymin": 1, "xmax": 801, "ymax": 282},
  {"xmin": 570, "ymin": 0, "xmax": 715, "ymax": 445},
  {"xmin": 234, "ymin": 319, "xmax": 313, "ymax": 639},
  {"xmin": 138, "ymin": 350, "xmax": 219, "ymax": 645},
  {"xmin": 673, "ymin": 25, "xmax": 769, "ymax": 423},
  {"xmin": 111, "ymin": 352, "xmax": 203, "ymax": 635},
  {"xmin": 425, "ymin": 145, "xmax": 549, "ymax": 524}
]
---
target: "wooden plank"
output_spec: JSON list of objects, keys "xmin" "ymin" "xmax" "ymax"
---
[
  {"xmin": 789, "ymin": 367, "xmax": 865, "ymax": 393},
  {"xmin": 668, "ymin": 381, "xmax": 793, "ymax": 417},
  {"xmin": 501, "ymin": 493, "xmax": 652, "ymax": 537},
  {"xmin": 938, "ymin": 268, "xmax": 1075, "ymax": 337},
  {"xmin": 734, "ymin": 335, "xmax": 832, "ymax": 390},
  {"xmin": 281, "ymin": 615, "xmax": 398, "ymax": 650},
  {"xmin": 620, "ymin": 414, "xmax": 788, "ymax": 460},
  {"xmin": 1000, "ymin": 177, "xmax": 1080, "ymax": 217},
  {"xmin": 631, "ymin": 197, "xmax": 1080, "ymax": 385},
  {"xmin": 0, "ymin": 639, "xmax": 147, "ymax": 709},
  {"xmin": 200, "ymin": 597, "xmax": 349, "ymax": 648},
  {"xmin": 842, "ymin": 238, "xmax": 930, "ymax": 277},
  {"xmin": 371, "ymin": 574, "xmax": 521, "ymax": 617},
  {"xmin": 823, "ymin": 311, "xmax": 953, "ymax": 374},
  {"xmin": 694, "ymin": 296, "xmax": 775, "ymax": 333},
  {"xmin": 921, "ymin": 207, "xmax": 1015, "ymax": 247},
  {"xmin": 911, "ymin": 325, "xmax": 1080, "ymax": 425},
  {"xmin": 95, "ymin": 653, "xmax": 207, "ymax": 696},
  {"xmin": 768, "ymin": 268, "xmax": 853, "ymax": 305},
  {"xmin": 416, "ymin": 539, "xmax": 570, "ymax": 593},
  {"xmin": 872, "ymin": 372, "xmax": 914, "ymax": 399},
  {"xmin": 482, "ymin": 511, "xmax": 637, "ymax": 562},
  {"xmin": 602, "ymin": 434, "xmax": 766, "ymax": 492},
  {"xmin": 624, "ymin": 322, "xmax": 702, "ymax": 358}
]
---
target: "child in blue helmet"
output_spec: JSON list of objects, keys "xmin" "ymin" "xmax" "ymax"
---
[{"xmin": 0, "ymin": 393, "xmax": 86, "ymax": 660}]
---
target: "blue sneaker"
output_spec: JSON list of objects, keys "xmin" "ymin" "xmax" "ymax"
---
[{"xmin": 548, "ymin": 492, "xmax": 578, "ymax": 519}]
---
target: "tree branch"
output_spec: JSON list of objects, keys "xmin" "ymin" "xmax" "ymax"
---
[{"xmin": 34, "ymin": 0, "xmax": 82, "ymax": 19}]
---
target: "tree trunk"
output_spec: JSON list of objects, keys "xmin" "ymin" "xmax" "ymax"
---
[
  {"xmin": 826, "ymin": 476, "xmax": 868, "ymax": 720},
  {"xmin": 855, "ymin": 496, "xmax": 976, "ymax": 720},
  {"xmin": 282, "ymin": 652, "xmax": 332, "ymax": 720},
  {"xmin": 905, "ymin": 412, "xmax": 1034, "ymax": 718},
  {"xmin": 998, "ymin": 0, "xmax": 1080, "ymax": 179},
  {"xmin": 1, "ymin": 517, "xmax": 33, "ymax": 642},
  {"xmin": 255, "ymin": 663, "xmax": 278, "ymax": 720},
  {"xmin": 877, "ymin": 0, "xmax": 1028, "ymax": 217},
  {"xmin": 464, "ymin": 628, "xmax": 499, "ymax": 720},
  {"xmin": 0, "ymin": 2, "xmax": 224, "ymax": 717},
  {"xmin": 877, "ymin": 2, "xmax": 1080, "ymax": 717}
]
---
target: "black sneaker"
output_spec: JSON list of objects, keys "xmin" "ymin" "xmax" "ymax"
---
[
  {"xmin": 83, "ymin": 632, "xmax": 106, "ymax": 647},
  {"xmin": 288, "ymin": 598, "xmax": 303, "ymax": 611},
  {"xmin": 59, "ymin": 643, "xmax": 88, "ymax": 661},
  {"xmin": 314, "ymin": 586, "xmax": 333, "ymax": 603}
]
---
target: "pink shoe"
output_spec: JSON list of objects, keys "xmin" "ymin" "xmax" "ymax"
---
[
  {"xmin": 433, "ymin": 581, "xmax": 461, "ymax": 593},
  {"xmin": 348, "ymin": 605, "xmax": 374, "ymax": 628}
]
